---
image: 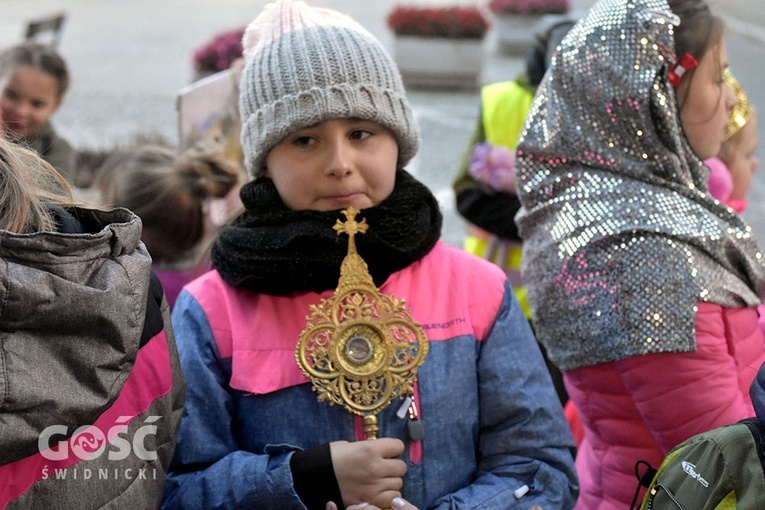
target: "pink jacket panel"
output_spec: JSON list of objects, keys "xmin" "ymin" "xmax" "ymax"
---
[
  {"xmin": 185, "ymin": 242, "xmax": 506, "ymax": 396},
  {"xmin": 568, "ymin": 302, "xmax": 765, "ymax": 510}
]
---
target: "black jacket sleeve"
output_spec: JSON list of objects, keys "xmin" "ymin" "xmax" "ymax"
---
[
  {"xmin": 290, "ymin": 443, "xmax": 344, "ymax": 510},
  {"xmin": 452, "ymin": 110, "xmax": 523, "ymax": 242},
  {"xmin": 455, "ymin": 188, "xmax": 522, "ymax": 241}
]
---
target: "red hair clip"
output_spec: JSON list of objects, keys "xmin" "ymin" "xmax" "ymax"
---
[
  {"xmin": 668, "ymin": 53, "xmax": 698, "ymax": 87},
  {"xmin": 657, "ymin": 43, "xmax": 698, "ymax": 87}
]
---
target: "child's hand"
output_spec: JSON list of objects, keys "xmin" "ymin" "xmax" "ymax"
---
[
  {"xmin": 326, "ymin": 496, "xmax": 420, "ymax": 510},
  {"xmin": 330, "ymin": 438, "xmax": 407, "ymax": 509}
]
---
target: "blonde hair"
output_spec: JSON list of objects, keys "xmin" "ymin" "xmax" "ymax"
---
[{"xmin": 0, "ymin": 138, "xmax": 75, "ymax": 233}]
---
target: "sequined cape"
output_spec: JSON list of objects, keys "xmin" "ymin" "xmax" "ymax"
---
[{"xmin": 515, "ymin": 0, "xmax": 765, "ymax": 371}]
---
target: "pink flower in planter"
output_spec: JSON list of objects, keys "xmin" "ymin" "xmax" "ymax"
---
[
  {"xmin": 193, "ymin": 27, "xmax": 246, "ymax": 74},
  {"xmin": 488, "ymin": 0, "xmax": 570, "ymax": 15}
]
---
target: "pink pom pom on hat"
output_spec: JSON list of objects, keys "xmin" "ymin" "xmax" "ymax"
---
[
  {"xmin": 239, "ymin": 0, "xmax": 419, "ymax": 179},
  {"xmin": 241, "ymin": 0, "xmax": 364, "ymax": 59},
  {"xmin": 704, "ymin": 157, "xmax": 733, "ymax": 203}
]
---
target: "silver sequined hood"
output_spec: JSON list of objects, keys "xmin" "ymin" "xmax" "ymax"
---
[{"xmin": 516, "ymin": 0, "xmax": 765, "ymax": 370}]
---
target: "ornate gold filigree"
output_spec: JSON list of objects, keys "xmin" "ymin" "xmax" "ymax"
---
[
  {"xmin": 295, "ymin": 207, "xmax": 429, "ymax": 440},
  {"xmin": 724, "ymin": 69, "xmax": 753, "ymax": 142}
]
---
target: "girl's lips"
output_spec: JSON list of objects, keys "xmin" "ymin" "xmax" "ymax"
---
[
  {"xmin": 326, "ymin": 192, "xmax": 363, "ymax": 203},
  {"xmin": 321, "ymin": 193, "xmax": 372, "ymax": 210}
]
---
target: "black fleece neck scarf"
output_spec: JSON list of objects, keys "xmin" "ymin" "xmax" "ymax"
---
[{"xmin": 212, "ymin": 170, "xmax": 442, "ymax": 295}]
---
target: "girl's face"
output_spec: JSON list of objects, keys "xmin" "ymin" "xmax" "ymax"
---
[
  {"xmin": 0, "ymin": 65, "xmax": 62, "ymax": 138},
  {"xmin": 265, "ymin": 118, "xmax": 398, "ymax": 211},
  {"xmin": 678, "ymin": 38, "xmax": 738, "ymax": 160},
  {"xmin": 724, "ymin": 114, "xmax": 759, "ymax": 201}
]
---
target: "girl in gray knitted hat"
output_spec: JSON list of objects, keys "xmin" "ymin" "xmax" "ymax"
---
[{"xmin": 162, "ymin": 1, "xmax": 578, "ymax": 509}]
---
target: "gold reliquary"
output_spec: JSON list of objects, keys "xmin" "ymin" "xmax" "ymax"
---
[{"xmin": 295, "ymin": 207, "xmax": 429, "ymax": 439}]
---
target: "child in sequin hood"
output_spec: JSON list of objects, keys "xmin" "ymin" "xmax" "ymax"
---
[
  {"xmin": 515, "ymin": 0, "xmax": 765, "ymax": 507},
  {"xmin": 162, "ymin": 1, "xmax": 578, "ymax": 509}
]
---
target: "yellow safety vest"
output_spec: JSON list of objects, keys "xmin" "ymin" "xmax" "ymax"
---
[
  {"xmin": 481, "ymin": 80, "xmax": 535, "ymax": 150},
  {"xmin": 465, "ymin": 80, "xmax": 535, "ymax": 319}
]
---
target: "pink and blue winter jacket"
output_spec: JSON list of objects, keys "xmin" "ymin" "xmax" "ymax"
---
[{"xmin": 163, "ymin": 241, "xmax": 578, "ymax": 509}]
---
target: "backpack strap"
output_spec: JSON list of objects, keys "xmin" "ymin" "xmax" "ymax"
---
[{"xmin": 630, "ymin": 459, "xmax": 658, "ymax": 510}]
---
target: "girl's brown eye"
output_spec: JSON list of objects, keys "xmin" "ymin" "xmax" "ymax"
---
[{"xmin": 351, "ymin": 130, "xmax": 372, "ymax": 140}]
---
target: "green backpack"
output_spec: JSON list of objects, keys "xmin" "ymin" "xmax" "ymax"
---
[{"xmin": 633, "ymin": 418, "xmax": 765, "ymax": 509}]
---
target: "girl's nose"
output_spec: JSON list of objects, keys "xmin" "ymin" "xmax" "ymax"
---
[{"xmin": 325, "ymin": 140, "xmax": 353, "ymax": 178}]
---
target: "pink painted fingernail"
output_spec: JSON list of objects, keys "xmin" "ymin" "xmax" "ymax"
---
[{"xmin": 391, "ymin": 498, "xmax": 406, "ymax": 509}]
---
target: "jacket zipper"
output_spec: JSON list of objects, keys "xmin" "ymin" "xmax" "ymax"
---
[{"xmin": 645, "ymin": 483, "xmax": 685, "ymax": 510}]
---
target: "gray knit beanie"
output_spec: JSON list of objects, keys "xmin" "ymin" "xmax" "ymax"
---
[{"xmin": 239, "ymin": 0, "xmax": 419, "ymax": 179}]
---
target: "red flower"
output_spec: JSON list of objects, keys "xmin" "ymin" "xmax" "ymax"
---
[
  {"xmin": 387, "ymin": 6, "xmax": 489, "ymax": 39},
  {"xmin": 487, "ymin": 0, "xmax": 570, "ymax": 15}
]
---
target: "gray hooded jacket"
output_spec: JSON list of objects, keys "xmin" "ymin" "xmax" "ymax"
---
[{"xmin": 0, "ymin": 207, "xmax": 185, "ymax": 509}]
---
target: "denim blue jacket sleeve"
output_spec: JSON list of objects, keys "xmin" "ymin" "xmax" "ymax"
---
[
  {"xmin": 429, "ymin": 281, "xmax": 579, "ymax": 509},
  {"xmin": 161, "ymin": 290, "xmax": 307, "ymax": 510}
]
